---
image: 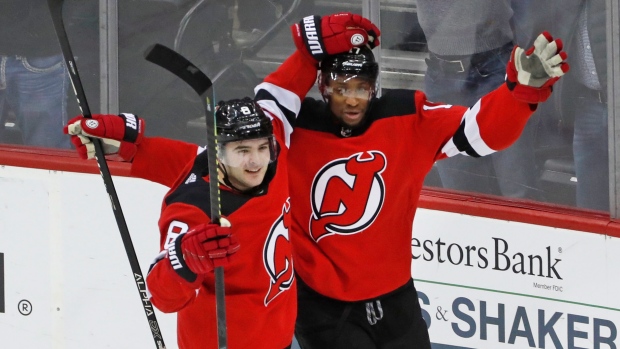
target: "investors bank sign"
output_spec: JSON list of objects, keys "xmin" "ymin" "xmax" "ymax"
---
[
  {"xmin": 411, "ymin": 209, "xmax": 620, "ymax": 348},
  {"xmin": 412, "ymin": 236, "xmax": 563, "ymax": 280}
]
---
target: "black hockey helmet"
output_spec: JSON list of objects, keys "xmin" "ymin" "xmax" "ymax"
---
[
  {"xmin": 215, "ymin": 97, "xmax": 273, "ymax": 143},
  {"xmin": 214, "ymin": 97, "xmax": 279, "ymax": 195},
  {"xmin": 319, "ymin": 46, "xmax": 379, "ymax": 98}
]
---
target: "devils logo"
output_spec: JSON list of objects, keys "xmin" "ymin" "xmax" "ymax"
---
[
  {"xmin": 309, "ymin": 151, "xmax": 387, "ymax": 242},
  {"xmin": 263, "ymin": 199, "xmax": 295, "ymax": 305}
]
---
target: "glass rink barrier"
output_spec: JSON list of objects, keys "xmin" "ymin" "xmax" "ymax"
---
[{"xmin": 0, "ymin": 0, "xmax": 619, "ymax": 348}]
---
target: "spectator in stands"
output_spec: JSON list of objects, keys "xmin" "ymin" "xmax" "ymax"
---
[
  {"xmin": 0, "ymin": 0, "xmax": 71, "ymax": 148},
  {"xmin": 561, "ymin": 0, "xmax": 608, "ymax": 211},
  {"xmin": 510, "ymin": 0, "xmax": 608, "ymax": 211},
  {"xmin": 416, "ymin": 0, "xmax": 541, "ymax": 200}
]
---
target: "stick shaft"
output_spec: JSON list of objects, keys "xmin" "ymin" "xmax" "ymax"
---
[
  {"xmin": 47, "ymin": 1, "xmax": 166, "ymax": 348},
  {"xmin": 202, "ymin": 98, "xmax": 227, "ymax": 349},
  {"xmin": 146, "ymin": 44, "xmax": 227, "ymax": 348}
]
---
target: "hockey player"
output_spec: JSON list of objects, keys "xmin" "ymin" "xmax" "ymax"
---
[
  {"xmin": 64, "ymin": 12, "xmax": 380, "ymax": 349},
  {"xmin": 66, "ymin": 98, "xmax": 297, "ymax": 349},
  {"xmin": 65, "ymin": 12, "xmax": 569, "ymax": 349},
  {"xmin": 282, "ymin": 25, "xmax": 568, "ymax": 349},
  {"xmin": 145, "ymin": 98, "xmax": 295, "ymax": 349}
]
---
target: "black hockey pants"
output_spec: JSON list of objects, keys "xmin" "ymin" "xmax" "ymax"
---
[{"xmin": 294, "ymin": 277, "xmax": 431, "ymax": 349}]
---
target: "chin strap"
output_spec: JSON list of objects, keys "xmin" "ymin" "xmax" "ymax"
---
[{"xmin": 218, "ymin": 162, "xmax": 241, "ymax": 192}]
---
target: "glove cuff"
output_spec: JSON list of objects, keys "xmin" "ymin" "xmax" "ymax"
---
[
  {"xmin": 291, "ymin": 15, "xmax": 326, "ymax": 63},
  {"xmin": 505, "ymin": 54, "xmax": 551, "ymax": 104},
  {"xmin": 168, "ymin": 233, "xmax": 199, "ymax": 283},
  {"xmin": 505, "ymin": 80, "xmax": 552, "ymax": 105},
  {"xmin": 118, "ymin": 113, "xmax": 144, "ymax": 144}
]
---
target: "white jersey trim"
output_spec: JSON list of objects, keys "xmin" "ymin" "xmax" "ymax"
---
[
  {"xmin": 257, "ymin": 99, "xmax": 293, "ymax": 149},
  {"xmin": 441, "ymin": 100, "xmax": 495, "ymax": 157},
  {"xmin": 254, "ymin": 81, "xmax": 302, "ymax": 114}
]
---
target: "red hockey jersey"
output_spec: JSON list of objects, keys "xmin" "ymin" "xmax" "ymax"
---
[
  {"xmin": 132, "ymin": 51, "xmax": 316, "ymax": 349},
  {"xmin": 147, "ymin": 145, "xmax": 295, "ymax": 349},
  {"xmin": 285, "ymin": 85, "xmax": 534, "ymax": 301}
]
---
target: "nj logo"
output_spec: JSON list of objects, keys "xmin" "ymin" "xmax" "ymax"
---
[{"xmin": 309, "ymin": 151, "xmax": 387, "ymax": 242}]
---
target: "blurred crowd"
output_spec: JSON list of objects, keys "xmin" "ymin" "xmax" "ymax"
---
[{"xmin": 0, "ymin": 0, "xmax": 609, "ymax": 212}]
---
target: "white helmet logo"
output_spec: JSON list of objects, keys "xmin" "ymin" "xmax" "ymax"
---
[
  {"xmin": 350, "ymin": 34, "xmax": 365, "ymax": 46},
  {"xmin": 85, "ymin": 119, "xmax": 99, "ymax": 129}
]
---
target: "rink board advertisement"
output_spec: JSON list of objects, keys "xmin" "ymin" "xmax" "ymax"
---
[
  {"xmin": 412, "ymin": 209, "xmax": 620, "ymax": 348},
  {"xmin": 0, "ymin": 165, "xmax": 177, "ymax": 349},
  {"xmin": 1, "ymin": 165, "xmax": 619, "ymax": 348}
]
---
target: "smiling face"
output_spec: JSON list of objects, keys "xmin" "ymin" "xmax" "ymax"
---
[
  {"xmin": 218, "ymin": 137, "xmax": 273, "ymax": 191},
  {"xmin": 326, "ymin": 75, "xmax": 373, "ymax": 127}
]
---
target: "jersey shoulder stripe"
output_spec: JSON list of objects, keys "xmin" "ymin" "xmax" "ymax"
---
[
  {"xmin": 255, "ymin": 83, "xmax": 297, "ymax": 130},
  {"xmin": 255, "ymin": 82, "xmax": 299, "ymax": 121}
]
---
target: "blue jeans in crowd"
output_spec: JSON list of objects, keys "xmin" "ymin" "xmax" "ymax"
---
[
  {"xmin": 423, "ymin": 42, "xmax": 540, "ymax": 199},
  {"xmin": 0, "ymin": 54, "xmax": 70, "ymax": 148},
  {"xmin": 572, "ymin": 88, "xmax": 609, "ymax": 211}
]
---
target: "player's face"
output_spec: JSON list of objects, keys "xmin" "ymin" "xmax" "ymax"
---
[
  {"xmin": 326, "ymin": 76, "xmax": 373, "ymax": 127},
  {"xmin": 219, "ymin": 138, "xmax": 272, "ymax": 191}
]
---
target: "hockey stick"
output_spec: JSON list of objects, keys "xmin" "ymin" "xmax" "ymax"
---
[
  {"xmin": 47, "ymin": 1, "xmax": 166, "ymax": 348},
  {"xmin": 144, "ymin": 43, "xmax": 228, "ymax": 349}
]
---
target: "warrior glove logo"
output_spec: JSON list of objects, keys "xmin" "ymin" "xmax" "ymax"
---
[
  {"xmin": 165, "ymin": 221, "xmax": 189, "ymax": 270},
  {"xmin": 310, "ymin": 151, "xmax": 387, "ymax": 241},
  {"xmin": 263, "ymin": 199, "xmax": 294, "ymax": 305},
  {"xmin": 302, "ymin": 15, "xmax": 324, "ymax": 57},
  {"xmin": 122, "ymin": 113, "xmax": 138, "ymax": 130},
  {"xmin": 120, "ymin": 113, "xmax": 141, "ymax": 142}
]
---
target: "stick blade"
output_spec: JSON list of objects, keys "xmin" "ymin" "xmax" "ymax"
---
[{"xmin": 145, "ymin": 43, "xmax": 212, "ymax": 96}]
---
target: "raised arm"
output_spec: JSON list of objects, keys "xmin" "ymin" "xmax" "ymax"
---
[
  {"xmin": 64, "ymin": 113, "xmax": 199, "ymax": 187},
  {"xmin": 255, "ymin": 12, "xmax": 382, "ymax": 147},
  {"xmin": 417, "ymin": 32, "xmax": 569, "ymax": 160}
]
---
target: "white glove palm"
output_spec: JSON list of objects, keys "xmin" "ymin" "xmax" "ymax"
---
[
  {"xmin": 513, "ymin": 33, "xmax": 568, "ymax": 87},
  {"xmin": 506, "ymin": 32, "xmax": 569, "ymax": 104}
]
